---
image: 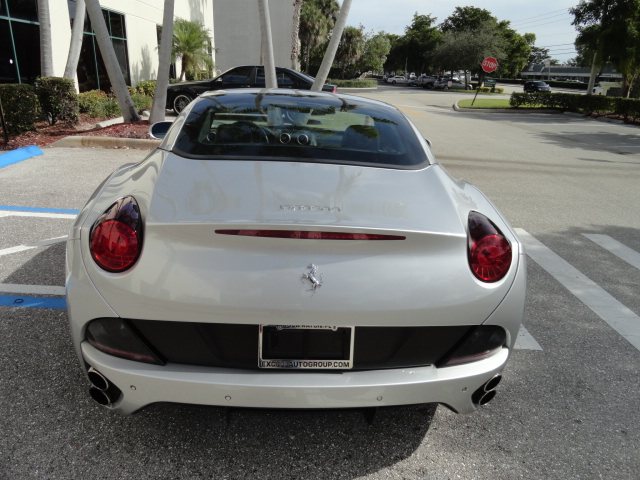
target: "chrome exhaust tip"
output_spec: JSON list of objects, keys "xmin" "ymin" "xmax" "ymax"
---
[
  {"xmin": 87, "ymin": 367, "xmax": 109, "ymax": 391},
  {"xmin": 89, "ymin": 386, "xmax": 112, "ymax": 406},
  {"xmin": 86, "ymin": 368, "xmax": 122, "ymax": 407},
  {"xmin": 472, "ymin": 374, "xmax": 502, "ymax": 406}
]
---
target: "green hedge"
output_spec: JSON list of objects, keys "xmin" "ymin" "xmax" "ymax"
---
[
  {"xmin": 78, "ymin": 90, "xmax": 120, "ymax": 118},
  {"xmin": 0, "ymin": 83, "xmax": 39, "ymax": 134},
  {"xmin": 35, "ymin": 76, "xmax": 79, "ymax": 125},
  {"xmin": 134, "ymin": 80, "xmax": 156, "ymax": 96},
  {"xmin": 130, "ymin": 92, "xmax": 153, "ymax": 112},
  {"xmin": 327, "ymin": 79, "xmax": 377, "ymax": 88},
  {"xmin": 509, "ymin": 92, "xmax": 640, "ymax": 121}
]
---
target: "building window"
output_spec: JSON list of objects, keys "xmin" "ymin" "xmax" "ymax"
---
[
  {"xmin": 0, "ymin": 0, "xmax": 40, "ymax": 84},
  {"xmin": 76, "ymin": 8, "xmax": 131, "ymax": 92}
]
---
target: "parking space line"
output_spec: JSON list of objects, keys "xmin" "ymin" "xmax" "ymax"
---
[
  {"xmin": 516, "ymin": 228, "xmax": 640, "ymax": 352},
  {"xmin": 514, "ymin": 325, "xmax": 543, "ymax": 351},
  {"xmin": 0, "ymin": 284, "xmax": 65, "ymax": 296},
  {"xmin": 0, "ymin": 205, "xmax": 80, "ymax": 215},
  {"xmin": 583, "ymin": 234, "xmax": 640, "ymax": 271},
  {"xmin": 0, "ymin": 295, "xmax": 66, "ymax": 310},
  {"xmin": 0, "ymin": 245, "xmax": 36, "ymax": 257},
  {"xmin": 0, "ymin": 211, "xmax": 77, "ymax": 220}
]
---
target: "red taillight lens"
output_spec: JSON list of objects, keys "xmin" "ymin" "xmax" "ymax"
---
[
  {"xmin": 468, "ymin": 211, "xmax": 512, "ymax": 282},
  {"xmin": 215, "ymin": 230, "xmax": 405, "ymax": 240},
  {"xmin": 90, "ymin": 196, "xmax": 143, "ymax": 272}
]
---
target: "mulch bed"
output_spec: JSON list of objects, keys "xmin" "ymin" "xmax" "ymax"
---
[{"xmin": 0, "ymin": 115, "xmax": 150, "ymax": 151}]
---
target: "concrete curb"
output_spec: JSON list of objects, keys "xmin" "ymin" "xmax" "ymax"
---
[
  {"xmin": 0, "ymin": 145, "xmax": 44, "ymax": 169},
  {"xmin": 453, "ymin": 101, "xmax": 560, "ymax": 114},
  {"xmin": 51, "ymin": 136, "xmax": 160, "ymax": 150},
  {"xmin": 95, "ymin": 111, "xmax": 150, "ymax": 129}
]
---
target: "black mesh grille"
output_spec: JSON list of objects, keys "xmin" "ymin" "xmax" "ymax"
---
[{"xmin": 122, "ymin": 319, "xmax": 473, "ymax": 370}]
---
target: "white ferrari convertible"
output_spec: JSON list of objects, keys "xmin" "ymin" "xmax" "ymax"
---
[{"xmin": 66, "ymin": 89, "xmax": 525, "ymax": 415}]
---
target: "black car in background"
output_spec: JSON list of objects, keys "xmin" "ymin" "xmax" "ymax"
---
[
  {"xmin": 166, "ymin": 66, "xmax": 338, "ymax": 113},
  {"xmin": 524, "ymin": 81, "xmax": 551, "ymax": 93}
]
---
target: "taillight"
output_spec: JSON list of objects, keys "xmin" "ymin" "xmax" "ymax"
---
[
  {"xmin": 90, "ymin": 196, "xmax": 143, "ymax": 272},
  {"xmin": 468, "ymin": 211, "xmax": 511, "ymax": 282}
]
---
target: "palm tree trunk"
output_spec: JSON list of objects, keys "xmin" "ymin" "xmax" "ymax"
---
[
  {"xmin": 64, "ymin": 0, "xmax": 86, "ymax": 81},
  {"xmin": 257, "ymin": 0, "xmax": 277, "ymax": 88},
  {"xmin": 37, "ymin": 0, "xmax": 54, "ymax": 76},
  {"xmin": 85, "ymin": 0, "xmax": 140, "ymax": 122},
  {"xmin": 291, "ymin": 0, "xmax": 303, "ymax": 70},
  {"xmin": 150, "ymin": 0, "xmax": 175, "ymax": 124},
  {"xmin": 311, "ymin": 0, "xmax": 352, "ymax": 91}
]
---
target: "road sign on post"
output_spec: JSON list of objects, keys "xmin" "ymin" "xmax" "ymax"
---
[
  {"xmin": 472, "ymin": 57, "xmax": 499, "ymax": 106},
  {"xmin": 481, "ymin": 57, "xmax": 498, "ymax": 74}
]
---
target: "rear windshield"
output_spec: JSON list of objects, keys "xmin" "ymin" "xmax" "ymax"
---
[{"xmin": 172, "ymin": 91, "xmax": 428, "ymax": 168}]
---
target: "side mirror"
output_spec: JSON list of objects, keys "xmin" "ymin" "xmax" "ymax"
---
[{"xmin": 149, "ymin": 121, "xmax": 173, "ymax": 140}]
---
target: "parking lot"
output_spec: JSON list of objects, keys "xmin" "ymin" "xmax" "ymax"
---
[{"xmin": 1, "ymin": 87, "xmax": 639, "ymax": 479}]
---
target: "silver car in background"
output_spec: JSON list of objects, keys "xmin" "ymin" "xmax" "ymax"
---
[{"xmin": 66, "ymin": 89, "xmax": 525, "ymax": 415}]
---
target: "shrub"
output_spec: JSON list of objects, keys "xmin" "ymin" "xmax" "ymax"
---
[
  {"xmin": 614, "ymin": 98, "xmax": 640, "ymax": 123},
  {"xmin": 35, "ymin": 77, "xmax": 79, "ymax": 125},
  {"xmin": 327, "ymin": 79, "xmax": 377, "ymax": 88},
  {"xmin": 135, "ymin": 80, "xmax": 156, "ymax": 96},
  {"xmin": 0, "ymin": 83, "xmax": 39, "ymax": 134},
  {"xmin": 78, "ymin": 90, "xmax": 120, "ymax": 118},
  {"xmin": 130, "ymin": 92, "xmax": 153, "ymax": 113},
  {"xmin": 509, "ymin": 92, "xmax": 629, "ymax": 116}
]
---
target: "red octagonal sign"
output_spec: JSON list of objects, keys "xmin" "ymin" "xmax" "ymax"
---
[{"xmin": 481, "ymin": 57, "xmax": 498, "ymax": 73}]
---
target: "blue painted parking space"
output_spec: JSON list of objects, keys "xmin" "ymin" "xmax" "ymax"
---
[{"xmin": 0, "ymin": 295, "xmax": 66, "ymax": 310}]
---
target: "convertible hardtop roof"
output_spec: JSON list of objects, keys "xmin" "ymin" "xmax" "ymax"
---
[{"xmin": 198, "ymin": 88, "xmax": 395, "ymax": 111}]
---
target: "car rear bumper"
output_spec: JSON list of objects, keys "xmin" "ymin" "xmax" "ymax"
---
[{"xmin": 81, "ymin": 342, "xmax": 509, "ymax": 415}]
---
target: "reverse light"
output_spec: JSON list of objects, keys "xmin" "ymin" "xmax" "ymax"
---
[
  {"xmin": 436, "ymin": 325, "xmax": 506, "ymax": 367},
  {"xmin": 86, "ymin": 318, "xmax": 164, "ymax": 365},
  {"xmin": 467, "ymin": 211, "xmax": 512, "ymax": 283},
  {"xmin": 90, "ymin": 196, "xmax": 143, "ymax": 272}
]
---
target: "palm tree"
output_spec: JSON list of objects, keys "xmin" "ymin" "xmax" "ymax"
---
[
  {"xmin": 64, "ymin": 0, "xmax": 86, "ymax": 81},
  {"xmin": 312, "ymin": 0, "xmax": 352, "ymax": 90},
  {"xmin": 257, "ymin": 0, "xmax": 276, "ymax": 88},
  {"xmin": 37, "ymin": 0, "xmax": 54, "ymax": 76},
  {"xmin": 150, "ymin": 0, "xmax": 175, "ymax": 124},
  {"xmin": 291, "ymin": 0, "xmax": 303, "ymax": 70},
  {"xmin": 85, "ymin": 0, "xmax": 140, "ymax": 122},
  {"xmin": 172, "ymin": 19, "xmax": 213, "ymax": 81}
]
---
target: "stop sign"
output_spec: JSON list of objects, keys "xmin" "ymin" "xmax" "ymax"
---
[{"xmin": 481, "ymin": 57, "xmax": 498, "ymax": 73}]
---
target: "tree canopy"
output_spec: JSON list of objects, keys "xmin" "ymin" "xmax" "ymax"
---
[{"xmin": 571, "ymin": 0, "xmax": 640, "ymax": 96}]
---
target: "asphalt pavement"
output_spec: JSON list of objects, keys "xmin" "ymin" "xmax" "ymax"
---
[{"xmin": 1, "ymin": 89, "xmax": 639, "ymax": 479}]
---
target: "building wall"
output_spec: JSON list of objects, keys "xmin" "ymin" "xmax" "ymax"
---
[
  {"xmin": 213, "ymin": 0, "xmax": 294, "ymax": 73},
  {"xmin": 1, "ymin": 0, "xmax": 214, "ymax": 87}
]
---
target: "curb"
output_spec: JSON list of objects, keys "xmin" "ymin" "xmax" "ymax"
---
[
  {"xmin": 453, "ymin": 102, "xmax": 560, "ymax": 114},
  {"xmin": 51, "ymin": 136, "xmax": 160, "ymax": 150}
]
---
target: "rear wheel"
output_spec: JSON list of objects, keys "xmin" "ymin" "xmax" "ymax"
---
[{"xmin": 173, "ymin": 94, "xmax": 193, "ymax": 114}]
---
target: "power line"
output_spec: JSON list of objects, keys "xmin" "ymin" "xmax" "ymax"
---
[
  {"xmin": 511, "ymin": 12, "xmax": 569, "ymax": 27},
  {"xmin": 514, "ymin": 18, "xmax": 573, "ymax": 30},
  {"xmin": 511, "ymin": 8, "xmax": 570, "ymax": 23}
]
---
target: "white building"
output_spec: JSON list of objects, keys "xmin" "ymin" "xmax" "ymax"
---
[
  {"xmin": 212, "ymin": 0, "xmax": 295, "ymax": 73},
  {"xmin": 0, "ymin": 0, "xmax": 294, "ymax": 91}
]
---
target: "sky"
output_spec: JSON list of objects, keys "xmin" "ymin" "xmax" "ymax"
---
[{"xmin": 344, "ymin": 0, "xmax": 580, "ymax": 63}]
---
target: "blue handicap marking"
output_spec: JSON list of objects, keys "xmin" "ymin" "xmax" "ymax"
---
[
  {"xmin": 0, "ymin": 295, "xmax": 67, "ymax": 310},
  {"xmin": 0, "ymin": 145, "xmax": 44, "ymax": 169}
]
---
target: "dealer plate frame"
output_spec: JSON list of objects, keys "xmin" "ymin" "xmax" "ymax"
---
[{"xmin": 258, "ymin": 325, "xmax": 355, "ymax": 369}]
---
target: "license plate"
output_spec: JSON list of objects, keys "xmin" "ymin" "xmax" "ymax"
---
[{"xmin": 258, "ymin": 325, "xmax": 354, "ymax": 369}]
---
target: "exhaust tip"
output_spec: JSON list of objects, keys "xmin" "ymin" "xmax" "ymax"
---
[
  {"xmin": 484, "ymin": 374, "xmax": 502, "ymax": 392},
  {"xmin": 89, "ymin": 386, "xmax": 112, "ymax": 406},
  {"xmin": 478, "ymin": 390, "xmax": 496, "ymax": 406},
  {"xmin": 472, "ymin": 374, "xmax": 503, "ymax": 406},
  {"xmin": 87, "ymin": 368, "xmax": 109, "ymax": 391}
]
